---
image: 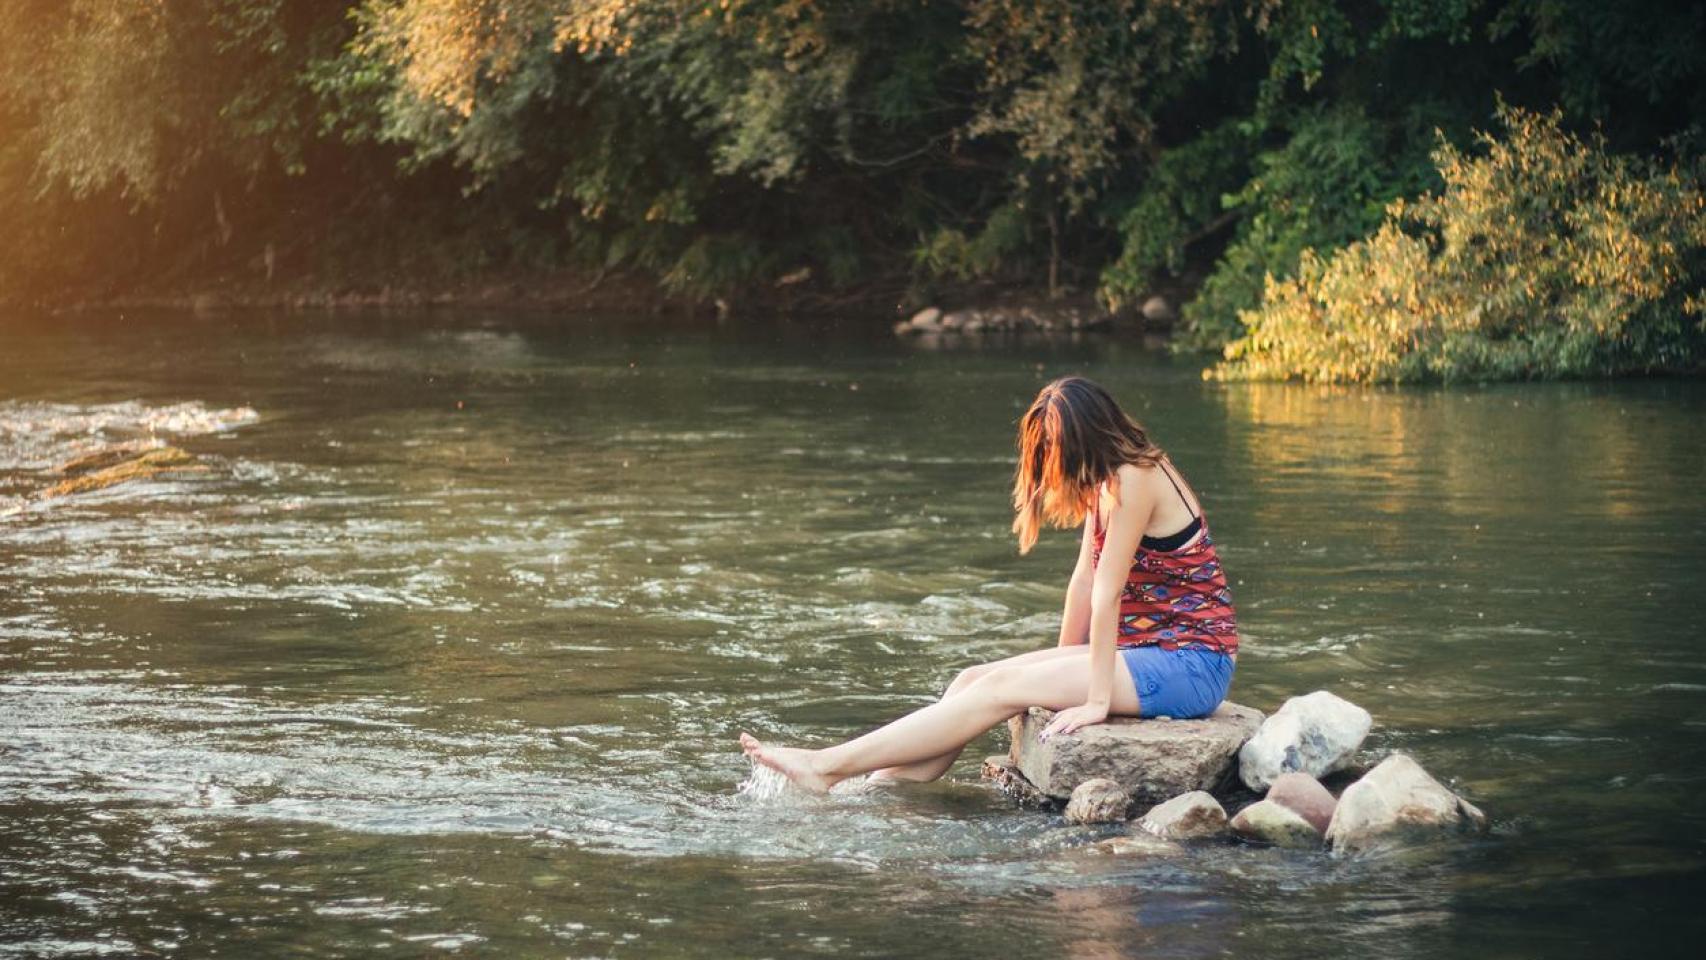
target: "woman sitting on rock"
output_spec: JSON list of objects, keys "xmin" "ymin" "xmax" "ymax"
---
[{"xmin": 740, "ymin": 376, "xmax": 1240, "ymax": 792}]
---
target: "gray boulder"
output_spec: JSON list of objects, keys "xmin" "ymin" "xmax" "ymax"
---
[
  {"xmin": 1325, "ymin": 753, "xmax": 1488, "ymax": 855},
  {"xmin": 1230, "ymin": 799, "xmax": 1323, "ymax": 848},
  {"xmin": 1064, "ymin": 777, "xmax": 1132, "ymax": 824},
  {"xmin": 1266, "ymin": 772, "xmax": 1337, "ymax": 834},
  {"xmin": 1137, "ymin": 790, "xmax": 1229, "ymax": 840},
  {"xmin": 1009, "ymin": 702, "xmax": 1263, "ymax": 804},
  {"xmin": 1238, "ymin": 691, "xmax": 1372, "ymax": 791}
]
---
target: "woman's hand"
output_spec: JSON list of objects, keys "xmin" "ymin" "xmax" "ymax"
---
[{"xmin": 1040, "ymin": 701, "xmax": 1110, "ymax": 742}]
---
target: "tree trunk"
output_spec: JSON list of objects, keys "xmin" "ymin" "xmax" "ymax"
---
[{"xmin": 1047, "ymin": 206, "xmax": 1061, "ymax": 300}]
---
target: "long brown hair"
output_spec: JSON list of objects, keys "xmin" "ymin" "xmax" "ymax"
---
[{"xmin": 1011, "ymin": 376, "xmax": 1162, "ymax": 554}]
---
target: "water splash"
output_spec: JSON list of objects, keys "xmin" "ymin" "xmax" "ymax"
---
[
  {"xmin": 735, "ymin": 758, "xmax": 883, "ymax": 805},
  {"xmin": 0, "ymin": 400, "xmax": 259, "ymax": 515},
  {"xmin": 0, "ymin": 400, "xmax": 258, "ymax": 472},
  {"xmin": 735, "ymin": 761, "xmax": 794, "ymax": 803}
]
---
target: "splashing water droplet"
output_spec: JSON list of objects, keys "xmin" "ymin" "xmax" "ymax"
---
[
  {"xmin": 735, "ymin": 759, "xmax": 881, "ymax": 805},
  {"xmin": 735, "ymin": 760, "xmax": 792, "ymax": 803}
]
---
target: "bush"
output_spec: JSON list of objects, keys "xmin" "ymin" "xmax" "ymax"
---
[
  {"xmin": 1178, "ymin": 105, "xmax": 1441, "ymax": 351},
  {"xmin": 1215, "ymin": 104, "xmax": 1706, "ymax": 383}
]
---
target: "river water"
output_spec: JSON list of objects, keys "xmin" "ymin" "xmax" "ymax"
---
[{"xmin": 1, "ymin": 309, "xmax": 1702, "ymax": 958}]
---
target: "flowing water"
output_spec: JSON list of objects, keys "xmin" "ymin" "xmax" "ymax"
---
[{"xmin": 1, "ymin": 309, "xmax": 1702, "ymax": 958}]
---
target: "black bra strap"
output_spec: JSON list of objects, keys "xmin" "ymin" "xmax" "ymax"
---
[
  {"xmin": 1158, "ymin": 459, "xmax": 1199, "ymax": 519},
  {"xmin": 1097, "ymin": 464, "xmax": 1199, "ymax": 536}
]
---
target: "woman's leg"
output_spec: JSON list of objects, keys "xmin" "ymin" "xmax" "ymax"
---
[
  {"xmin": 739, "ymin": 647, "xmax": 1141, "ymax": 793},
  {"xmin": 870, "ymin": 644, "xmax": 1090, "ymax": 782}
]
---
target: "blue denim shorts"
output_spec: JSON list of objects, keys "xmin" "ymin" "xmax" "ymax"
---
[{"xmin": 1120, "ymin": 645, "xmax": 1235, "ymax": 719}]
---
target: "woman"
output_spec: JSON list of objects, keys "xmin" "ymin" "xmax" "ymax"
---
[{"xmin": 740, "ymin": 376, "xmax": 1239, "ymax": 793}]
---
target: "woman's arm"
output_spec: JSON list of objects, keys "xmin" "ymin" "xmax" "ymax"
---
[
  {"xmin": 1055, "ymin": 516, "xmax": 1097, "ymax": 646},
  {"xmin": 1042, "ymin": 466, "xmax": 1153, "ymax": 740}
]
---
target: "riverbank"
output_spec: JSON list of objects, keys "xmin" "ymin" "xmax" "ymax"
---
[
  {"xmin": 12, "ymin": 265, "xmax": 694, "ymax": 317},
  {"xmin": 9, "ymin": 254, "xmax": 1187, "ymax": 337}
]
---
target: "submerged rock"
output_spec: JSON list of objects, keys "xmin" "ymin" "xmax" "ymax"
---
[
  {"xmin": 51, "ymin": 438, "xmax": 165, "ymax": 475},
  {"xmin": 1091, "ymin": 832, "xmax": 1182, "ymax": 858},
  {"xmin": 1137, "ymin": 790, "xmax": 1229, "ymax": 840},
  {"xmin": 1230, "ymin": 799, "xmax": 1323, "ymax": 848},
  {"xmin": 1238, "ymin": 691, "xmax": 1372, "ymax": 791},
  {"xmin": 38, "ymin": 446, "xmax": 205, "ymax": 499},
  {"xmin": 1009, "ymin": 702, "xmax": 1263, "ymax": 804},
  {"xmin": 1064, "ymin": 778, "xmax": 1131, "ymax": 824},
  {"xmin": 1325, "ymin": 753, "xmax": 1488, "ymax": 855},
  {"xmin": 1266, "ymin": 772, "xmax": 1338, "ymax": 834}
]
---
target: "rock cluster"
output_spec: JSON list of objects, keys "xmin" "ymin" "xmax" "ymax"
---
[
  {"xmin": 893, "ymin": 304, "xmax": 1113, "ymax": 337},
  {"xmin": 982, "ymin": 689, "xmax": 1488, "ymax": 858}
]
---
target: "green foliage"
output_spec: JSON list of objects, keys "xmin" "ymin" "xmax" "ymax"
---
[
  {"xmin": 1490, "ymin": 0, "xmax": 1706, "ymax": 128},
  {"xmin": 309, "ymin": 0, "xmax": 981, "ymax": 297},
  {"xmin": 960, "ymin": 0, "xmax": 1250, "ymax": 290},
  {"xmin": 913, "ymin": 204, "xmax": 1030, "ymax": 283},
  {"xmin": 1216, "ymin": 105, "xmax": 1706, "ymax": 382},
  {"xmin": 661, "ymin": 232, "xmax": 772, "ymax": 295},
  {"xmin": 1176, "ymin": 105, "xmax": 1441, "ymax": 350},
  {"xmin": 1099, "ymin": 120, "xmax": 1254, "ymax": 313},
  {"xmin": 0, "ymin": 0, "xmax": 332, "ymax": 201},
  {"xmin": 965, "ymin": 0, "xmax": 1245, "ymax": 211},
  {"xmin": 0, "ymin": 1, "xmax": 352, "ymax": 297}
]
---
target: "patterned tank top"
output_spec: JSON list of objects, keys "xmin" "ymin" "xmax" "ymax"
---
[{"xmin": 1090, "ymin": 463, "xmax": 1239, "ymax": 656}]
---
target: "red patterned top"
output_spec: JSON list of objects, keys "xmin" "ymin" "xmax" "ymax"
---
[{"xmin": 1090, "ymin": 477, "xmax": 1239, "ymax": 656}]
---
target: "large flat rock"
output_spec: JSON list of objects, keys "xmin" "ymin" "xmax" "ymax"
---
[{"xmin": 1009, "ymin": 702, "xmax": 1264, "ymax": 803}]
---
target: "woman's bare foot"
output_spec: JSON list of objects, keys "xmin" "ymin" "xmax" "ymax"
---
[{"xmin": 739, "ymin": 732, "xmax": 838, "ymax": 794}]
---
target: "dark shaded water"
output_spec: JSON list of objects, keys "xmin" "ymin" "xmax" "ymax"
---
[{"xmin": 1, "ymin": 310, "xmax": 1703, "ymax": 958}]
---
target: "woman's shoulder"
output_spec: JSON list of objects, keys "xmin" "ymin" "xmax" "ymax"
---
[
  {"xmin": 1111, "ymin": 460, "xmax": 1164, "ymax": 493},
  {"xmin": 1100, "ymin": 461, "xmax": 1164, "ymax": 512}
]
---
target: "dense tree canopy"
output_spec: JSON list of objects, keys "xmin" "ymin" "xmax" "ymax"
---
[{"xmin": 2, "ymin": 1, "xmax": 1702, "ymax": 377}]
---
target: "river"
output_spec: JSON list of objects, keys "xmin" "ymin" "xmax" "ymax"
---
[{"xmin": 1, "ymin": 309, "xmax": 1702, "ymax": 957}]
